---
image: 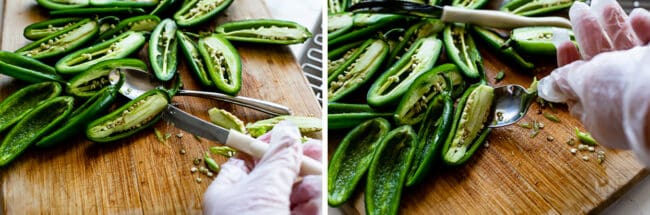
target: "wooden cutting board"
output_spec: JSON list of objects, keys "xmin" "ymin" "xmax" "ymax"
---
[
  {"xmin": 0, "ymin": 0, "xmax": 321, "ymax": 214},
  {"xmin": 329, "ymin": 5, "xmax": 648, "ymax": 215}
]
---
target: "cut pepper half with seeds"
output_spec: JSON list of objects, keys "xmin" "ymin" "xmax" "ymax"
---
[
  {"xmin": 216, "ymin": 19, "xmax": 312, "ymax": 45},
  {"xmin": 197, "ymin": 34, "xmax": 242, "ymax": 95}
]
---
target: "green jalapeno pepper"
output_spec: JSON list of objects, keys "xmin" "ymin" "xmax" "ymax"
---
[
  {"xmin": 173, "ymin": 0, "xmax": 235, "ymax": 27},
  {"xmin": 56, "ymin": 31, "xmax": 147, "ymax": 74},
  {"xmin": 50, "ymin": 7, "xmax": 147, "ymax": 17},
  {"xmin": 329, "ymin": 13, "xmax": 404, "ymax": 48},
  {"xmin": 501, "ymin": 0, "xmax": 575, "ymax": 17},
  {"xmin": 394, "ymin": 64, "xmax": 465, "ymax": 126},
  {"xmin": 197, "ymin": 34, "xmax": 242, "ymax": 95},
  {"xmin": 452, "ymin": 0, "xmax": 489, "ymax": 9},
  {"xmin": 328, "ymin": 103, "xmax": 392, "ymax": 129},
  {"xmin": 150, "ymin": 0, "xmax": 178, "ymax": 16},
  {"xmin": 0, "ymin": 51, "xmax": 65, "ymax": 83},
  {"xmin": 36, "ymin": 86, "xmax": 118, "ymax": 147},
  {"xmin": 406, "ymin": 92, "xmax": 453, "ymax": 186},
  {"xmin": 471, "ymin": 26, "xmax": 534, "ymax": 70},
  {"xmin": 328, "ymin": 102, "xmax": 374, "ymax": 113},
  {"xmin": 328, "ymin": 38, "xmax": 388, "ymax": 102},
  {"xmin": 328, "ymin": 40, "xmax": 363, "ymax": 76},
  {"xmin": 328, "ymin": 118, "xmax": 390, "ymax": 206},
  {"xmin": 23, "ymin": 17, "xmax": 82, "ymax": 41},
  {"xmin": 328, "ymin": 13, "xmax": 354, "ymax": 40},
  {"xmin": 177, "ymin": 31, "xmax": 212, "ymax": 87},
  {"xmin": 441, "ymin": 84, "xmax": 494, "ymax": 166},
  {"xmin": 365, "ymin": 125, "xmax": 416, "ymax": 215},
  {"xmin": 328, "ymin": 0, "xmax": 349, "ymax": 14},
  {"xmin": 0, "ymin": 96, "xmax": 74, "ymax": 167},
  {"xmin": 443, "ymin": 23, "xmax": 483, "ymax": 79},
  {"xmin": 149, "ymin": 19, "xmax": 178, "ymax": 81},
  {"xmin": 0, "ymin": 82, "xmax": 62, "ymax": 133},
  {"xmin": 37, "ymin": 0, "xmax": 89, "ymax": 10},
  {"xmin": 97, "ymin": 15, "xmax": 160, "ymax": 42},
  {"xmin": 387, "ymin": 19, "xmax": 444, "ymax": 65},
  {"xmin": 510, "ymin": 26, "xmax": 576, "ymax": 56},
  {"xmin": 367, "ymin": 36, "xmax": 442, "ymax": 107},
  {"xmin": 215, "ymin": 19, "xmax": 312, "ymax": 45},
  {"xmin": 67, "ymin": 58, "xmax": 146, "ymax": 98},
  {"xmin": 86, "ymin": 89, "xmax": 169, "ymax": 143},
  {"xmin": 245, "ymin": 116, "xmax": 322, "ymax": 138},
  {"xmin": 98, "ymin": 16, "xmax": 121, "ymax": 35},
  {"xmin": 16, "ymin": 18, "xmax": 99, "ymax": 60},
  {"xmin": 90, "ymin": 0, "xmax": 158, "ymax": 7}
]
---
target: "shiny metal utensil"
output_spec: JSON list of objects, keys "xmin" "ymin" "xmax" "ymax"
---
[
  {"xmin": 108, "ymin": 68, "xmax": 292, "ymax": 116},
  {"xmin": 348, "ymin": 0, "xmax": 572, "ymax": 29},
  {"xmin": 162, "ymin": 104, "xmax": 322, "ymax": 175},
  {"xmin": 488, "ymin": 84, "xmax": 536, "ymax": 128}
]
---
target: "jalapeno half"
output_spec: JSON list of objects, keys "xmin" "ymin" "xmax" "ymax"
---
[
  {"xmin": 177, "ymin": 31, "xmax": 212, "ymax": 87},
  {"xmin": 443, "ymin": 23, "xmax": 483, "ymax": 79},
  {"xmin": 387, "ymin": 19, "xmax": 444, "ymax": 65},
  {"xmin": 67, "ymin": 58, "xmax": 146, "ymax": 98},
  {"xmin": 36, "ymin": 86, "xmax": 118, "ymax": 147},
  {"xmin": 16, "ymin": 18, "xmax": 99, "ymax": 60},
  {"xmin": 471, "ymin": 26, "xmax": 534, "ymax": 70},
  {"xmin": 173, "ymin": 0, "xmax": 235, "ymax": 27},
  {"xmin": 0, "ymin": 82, "xmax": 62, "ymax": 133},
  {"xmin": 328, "ymin": 40, "xmax": 363, "ymax": 76},
  {"xmin": 501, "ymin": 0, "xmax": 575, "ymax": 17},
  {"xmin": 328, "ymin": 38, "xmax": 388, "ymax": 102},
  {"xmin": 197, "ymin": 34, "xmax": 242, "ymax": 95},
  {"xmin": 56, "ymin": 31, "xmax": 146, "ymax": 74},
  {"xmin": 216, "ymin": 19, "xmax": 312, "ymax": 45},
  {"xmin": 50, "ymin": 7, "xmax": 147, "ymax": 17},
  {"xmin": 36, "ymin": 0, "xmax": 89, "ymax": 10},
  {"xmin": 328, "ymin": 102, "xmax": 392, "ymax": 130},
  {"xmin": 86, "ymin": 89, "xmax": 169, "ymax": 143},
  {"xmin": 0, "ymin": 51, "xmax": 65, "ymax": 83},
  {"xmin": 367, "ymin": 36, "xmax": 442, "ymax": 107},
  {"xmin": 23, "ymin": 17, "xmax": 82, "ymax": 41},
  {"xmin": 365, "ymin": 125, "xmax": 416, "ymax": 215},
  {"xmin": 328, "ymin": 13, "xmax": 354, "ymax": 40},
  {"xmin": 149, "ymin": 19, "xmax": 178, "ymax": 81},
  {"xmin": 441, "ymin": 84, "xmax": 494, "ymax": 166},
  {"xmin": 510, "ymin": 26, "xmax": 576, "ymax": 56},
  {"xmin": 328, "ymin": 118, "xmax": 390, "ymax": 206},
  {"xmin": 393, "ymin": 64, "xmax": 465, "ymax": 126},
  {"xmin": 329, "ymin": 13, "xmax": 404, "ymax": 48},
  {"xmin": 97, "ymin": 15, "xmax": 160, "ymax": 42},
  {"xmin": 90, "ymin": 0, "xmax": 159, "ymax": 7},
  {"xmin": 0, "ymin": 96, "xmax": 74, "ymax": 167}
]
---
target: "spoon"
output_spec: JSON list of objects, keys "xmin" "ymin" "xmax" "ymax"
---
[
  {"xmin": 108, "ymin": 68, "xmax": 292, "ymax": 116},
  {"xmin": 488, "ymin": 84, "xmax": 536, "ymax": 128}
]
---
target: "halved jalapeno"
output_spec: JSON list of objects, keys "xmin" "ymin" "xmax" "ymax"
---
[
  {"xmin": 56, "ymin": 31, "xmax": 146, "ymax": 74},
  {"xmin": 50, "ymin": 7, "xmax": 147, "ymax": 17},
  {"xmin": 328, "ymin": 40, "xmax": 363, "ymax": 76},
  {"xmin": 510, "ymin": 26, "xmax": 576, "ymax": 56},
  {"xmin": 97, "ymin": 15, "xmax": 160, "ymax": 42},
  {"xmin": 443, "ymin": 23, "xmax": 483, "ymax": 79},
  {"xmin": 67, "ymin": 58, "xmax": 146, "ymax": 98},
  {"xmin": 328, "ymin": 38, "xmax": 388, "ymax": 102},
  {"xmin": 177, "ymin": 30, "xmax": 213, "ymax": 87},
  {"xmin": 36, "ymin": 0, "xmax": 89, "ymax": 10},
  {"xmin": 198, "ymin": 34, "xmax": 242, "ymax": 95},
  {"xmin": 0, "ymin": 82, "xmax": 62, "ymax": 133},
  {"xmin": 16, "ymin": 18, "xmax": 99, "ymax": 60},
  {"xmin": 149, "ymin": 19, "xmax": 178, "ymax": 81},
  {"xmin": 0, "ymin": 51, "xmax": 65, "ymax": 83},
  {"xmin": 90, "ymin": 0, "xmax": 159, "ymax": 7},
  {"xmin": 501, "ymin": 0, "xmax": 575, "ymax": 17},
  {"xmin": 23, "ymin": 17, "xmax": 82, "ymax": 41},
  {"xmin": 216, "ymin": 19, "xmax": 312, "ymax": 45},
  {"xmin": 173, "ymin": 0, "xmax": 235, "ymax": 27}
]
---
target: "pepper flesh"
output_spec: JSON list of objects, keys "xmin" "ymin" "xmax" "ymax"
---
[
  {"xmin": 23, "ymin": 17, "xmax": 82, "ymax": 41},
  {"xmin": 86, "ymin": 89, "xmax": 169, "ymax": 143},
  {"xmin": 444, "ymin": 24, "xmax": 483, "ymax": 79},
  {"xmin": 177, "ymin": 31, "xmax": 213, "ymax": 87},
  {"xmin": 198, "ymin": 34, "xmax": 242, "ymax": 95},
  {"xmin": 173, "ymin": 0, "xmax": 235, "ymax": 27},
  {"xmin": 56, "ymin": 31, "xmax": 146, "ymax": 74},
  {"xmin": 502, "ymin": 0, "xmax": 575, "ymax": 17},
  {"xmin": 50, "ymin": 7, "xmax": 147, "ymax": 17},
  {"xmin": 17, "ymin": 18, "xmax": 99, "ymax": 59},
  {"xmin": 0, "ymin": 51, "xmax": 65, "ymax": 83},
  {"xmin": 367, "ymin": 36, "xmax": 442, "ymax": 107},
  {"xmin": 328, "ymin": 40, "xmax": 363, "ymax": 76},
  {"xmin": 328, "ymin": 38, "xmax": 388, "ymax": 102},
  {"xmin": 511, "ymin": 26, "xmax": 576, "ymax": 56},
  {"xmin": 90, "ymin": 0, "xmax": 159, "ymax": 7},
  {"xmin": 216, "ymin": 19, "xmax": 312, "ymax": 45},
  {"xmin": 246, "ymin": 115, "xmax": 322, "ymax": 138},
  {"xmin": 328, "ymin": 118, "xmax": 390, "ymax": 206},
  {"xmin": 0, "ymin": 82, "xmax": 62, "ymax": 133},
  {"xmin": 365, "ymin": 125, "xmax": 416, "ymax": 215},
  {"xmin": 149, "ymin": 18, "xmax": 178, "ymax": 81},
  {"xmin": 471, "ymin": 26, "xmax": 534, "ymax": 70},
  {"xmin": 0, "ymin": 96, "xmax": 74, "ymax": 167},
  {"xmin": 328, "ymin": 13, "xmax": 354, "ymax": 40},
  {"xmin": 67, "ymin": 58, "xmax": 147, "ymax": 98},
  {"xmin": 97, "ymin": 15, "xmax": 160, "ymax": 42}
]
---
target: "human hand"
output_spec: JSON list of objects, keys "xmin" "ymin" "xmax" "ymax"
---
[
  {"xmin": 202, "ymin": 121, "xmax": 322, "ymax": 215},
  {"xmin": 537, "ymin": 0, "xmax": 650, "ymax": 164}
]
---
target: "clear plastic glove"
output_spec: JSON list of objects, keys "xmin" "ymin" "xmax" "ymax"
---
[
  {"xmin": 202, "ymin": 121, "xmax": 322, "ymax": 215},
  {"xmin": 537, "ymin": 0, "xmax": 650, "ymax": 165}
]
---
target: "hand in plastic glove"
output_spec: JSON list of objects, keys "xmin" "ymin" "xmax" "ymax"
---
[
  {"xmin": 537, "ymin": 0, "xmax": 650, "ymax": 164},
  {"xmin": 202, "ymin": 121, "xmax": 322, "ymax": 215}
]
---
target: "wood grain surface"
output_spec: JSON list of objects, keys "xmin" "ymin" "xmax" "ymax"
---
[
  {"xmin": 328, "ymin": 3, "xmax": 648, "ymax": 214},
  {"xmin": 0, "ymin": 0, "xmax": 322, "ymax": 214}
]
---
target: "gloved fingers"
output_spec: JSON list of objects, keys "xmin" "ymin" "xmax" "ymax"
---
[
  {"xmin": 537, "ymin": 60, "xmax": 584, "ymax": 103},
  {"xmin": 302, "ymin": 138, "xmax": 322, "ymax": 162},
  {"xmin": 290, "ymin": 175, "xmax": 322, "ymax": 215},
  {"xmin": 212, "ymin": 158, "xmax": 251, "ymax": 187},
  {"xmin": 630, "ymin": 8, "xmax": 650, "ymax": 45},
  {"xmin": 245, "ymin": 121, "xmax": 302, "ymax": 197},
  {"xmin": 591, "ymin": 0, "xmax": 641, "ymax": 50},
  {"xmin": 569, "ymin": 1, "xmax": 614, "ymax": 60}
]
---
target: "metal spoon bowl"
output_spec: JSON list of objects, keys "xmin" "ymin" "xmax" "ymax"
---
[
  {"xmin": 488, "ymin": 84, "xmax": 536, "ymax": 128},
  {"xmin": 108, "ymin": 68, "xmax": 292, "ymax": 116}
]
